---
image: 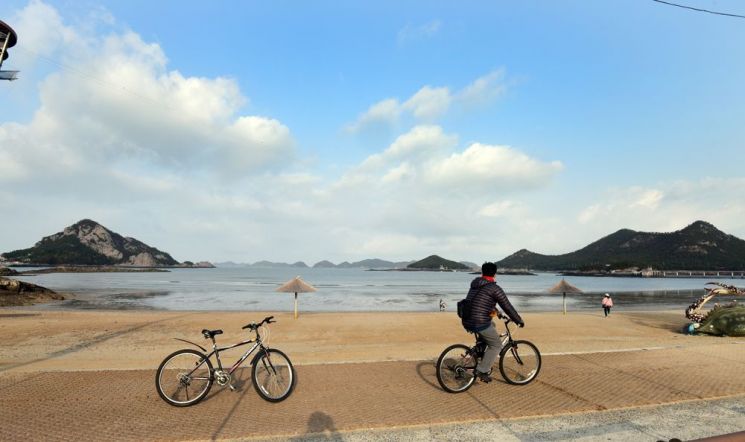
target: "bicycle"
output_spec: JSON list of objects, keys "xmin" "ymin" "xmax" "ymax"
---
[
  {"xmin": 155, "ymin": 316, "xmax": 295, "ymax": 406},
  {"xmin": 436, "ymin": 315, "xmax": 541, "ymax": 393}
]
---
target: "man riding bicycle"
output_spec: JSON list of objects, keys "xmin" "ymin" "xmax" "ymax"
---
[{"xmin": 461, "ymin": 262, "xmax": 524, "ymax": 383}]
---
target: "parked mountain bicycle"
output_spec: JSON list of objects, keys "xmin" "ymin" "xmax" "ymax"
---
[
  {"xmin": 436, "ymin": 314, "xmax": 541, "ymax": 393},
  {"xmin": 155, "ymin": 316, "xmax": 295, "ymax": 406}
]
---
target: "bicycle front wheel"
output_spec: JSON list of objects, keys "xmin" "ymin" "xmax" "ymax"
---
[
  {"xmin": 156, "ymin": 349, "xmax": 213, "ymax": 406},
  {"xmin": 252, "ymin": 348, "xmax": 295, "ymax": 402},
  {"xmin": 436, "ymin": 344, "xmax": 477, "ymax": 393},
  {"xmin": 499, "ymin": 340, "xmax": 541, "ymax": 385}
]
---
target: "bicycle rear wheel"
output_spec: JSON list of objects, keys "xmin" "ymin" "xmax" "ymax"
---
[
  {"xmin": 252, "ymin": 348, "xmax": 295, "ymax": 402},
  {"xmin": 436, "ymin": 344, "xmax": 477, "ymax": 393},
  {"xmin": 499, "ymin": 340, "xmax": 541, "ymax": 385},
  {"xmin": 156, "ymin": 349, "xmax": 213, "ymax": 406}
]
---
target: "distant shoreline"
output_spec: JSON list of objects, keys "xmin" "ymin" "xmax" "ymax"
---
[
  {"xmin": 4, "ymin": 264, "xmax": 216, "ymax": 273},
  {"xmin": 560, "ymin": 270, "xmax": 745, "ymax": 279},
  {"xmin": 368, "ymin": 268, "xmax": 537, "ymax": 275},
  {"xmin": 17, "ymin": 266, "xmax": 170, "ymax": 275}
]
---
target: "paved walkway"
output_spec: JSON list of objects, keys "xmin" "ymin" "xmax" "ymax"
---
[{"xmin": 2, "ymin": 342, "xmax": 745, "ymax": 441}]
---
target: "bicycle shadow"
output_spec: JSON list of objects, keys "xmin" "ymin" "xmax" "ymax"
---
[
  {"xmin": 199, "ymin": 366, "xmax": 253, "ymax": 405},
  {"xmin": 209, "ymin": 367, "xmax": 254, "ymax": 440},
  {"xmin": 416, "ymin": 357, "xmax": 505, "ymax": 419},
  {"xmin": 415, "ymin": 360, "xmax": 441, "ymax": 391},
  {"xmin": 416, "ymin": 358, "xmax": 511, "ymax": 391}
]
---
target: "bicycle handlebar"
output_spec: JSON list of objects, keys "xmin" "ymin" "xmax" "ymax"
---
[
  {"xmin": 496, "ymin": 312, "xmax": 524, "ymax": 328},
  {"xmin": 241, "ymin": 316, "xmax": 275, "ymax": 330}
]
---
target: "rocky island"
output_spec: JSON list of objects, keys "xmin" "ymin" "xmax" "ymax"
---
[{"xmin": 1, "ymin": 219, "xmax": 214, "ymax": 270}]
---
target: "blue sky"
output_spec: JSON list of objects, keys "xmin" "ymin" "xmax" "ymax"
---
[{"xmin": 1, "ymin": 0, "xmax": 744, "ymax": 264}]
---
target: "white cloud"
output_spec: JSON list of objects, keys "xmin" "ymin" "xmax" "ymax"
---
[
  {"xmin": 578, "ymin": 186, "xmax": 666, "ymax": 226},
  {"xmin": 402, "ymin": 86, "xmax": 452, "ymax": 120},
  {"xmin": 397, "ymin": 20, "xmax": 442, "ymax": 45},
  {"xmin": 345, "ymin": 98, "xmax": 402, "ymax": 133},
  {"xmin": 631, "ymin": 189, "xmax": 664, "ymax": 209},
  {"xmin": 384, "ymin": 125, "xmax": 457, "ymax": 159},
  {"xmin": 13, "ymin": 0, "xmax": 78, "ymax": 57},
  {"xmin": 423, "ymin": 143, "xmax": 564, "ymax": 190},
  {"xmin": 576, "ymin": 180, "xmax": 745, "ymax": 243},
  {"xmin": 342, "ymin": 125, "xmax": 458, "ymax": 184},
  {"xmin": 322, "ymin": 126, "xmax": 564, "ymax": 260},
  {"xmin": 0, "ymin": 3, "xmax": 294, "ymax": 190},
  {"xmin": 458, "ymin": 69, "xmax": 507, "ymax": 108},
  {"xmin": 478, "ymin": 200, "xmax": 521, "ymax": 218},
  {"xmin": 346, "ymin": 70, "xmax": 508, "ymax": 132}
]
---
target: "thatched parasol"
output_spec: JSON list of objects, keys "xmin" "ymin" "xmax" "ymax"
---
[
  {"xmin": 547, "ymin": 278, "xmax": 583, "ymax": 315},
  {"xmin": 276, "ymin": 276, "xmax": 317, "ymax": 319}
]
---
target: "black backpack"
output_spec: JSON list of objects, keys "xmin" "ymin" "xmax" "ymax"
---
[
  {"xmin": 457, "ymin": 298, "xmax": 471, "ymax": 319},
  {"xmin": 457, "ymin": 281, "xmax": 495, "ymax": 320}
]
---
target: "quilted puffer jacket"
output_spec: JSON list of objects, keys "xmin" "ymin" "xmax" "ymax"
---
[{"xmin": 462, "ymin": 277, "xmax": 523, "ymax": 332}]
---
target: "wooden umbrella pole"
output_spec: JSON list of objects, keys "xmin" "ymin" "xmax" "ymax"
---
[
  {"xmin": 294, "ymin": 292, "xmax": 298, "ymax": 319},
  {"xmin": 563, "ymin": 292, "xmax": 566, "ymax": 315}
]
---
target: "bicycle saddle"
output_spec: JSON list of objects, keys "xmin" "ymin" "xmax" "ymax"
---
[{"xmin": 202, "ymin": 329, "xmax": 223, "ymax": 339}]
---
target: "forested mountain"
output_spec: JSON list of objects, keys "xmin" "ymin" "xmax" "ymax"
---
[
  {"xmin": 407, "ymin": 255, "xmax": 470, "ymax": 270},
  {"xmin": 496, "ymin": 221, "xmax": 745, "ymax": 271}
]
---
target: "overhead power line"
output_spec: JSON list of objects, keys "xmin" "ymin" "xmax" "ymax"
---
[
  {"xmin": 651, "ymin": 0, "xmax": 745, "ymax": 19},
  {"xmin": 15, "ymin": 45, "xmax": 178, "ymax": 111}
]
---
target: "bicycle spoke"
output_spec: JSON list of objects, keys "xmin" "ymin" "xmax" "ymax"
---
[
  {"xmin": 499, "ymin": 340, "xmax": 541, "ymax": 385},
  {"xmin": 252, "ymin": 349, "xmax": 294, "ymax": 401},
  {"xmin": 156, "ymin": 350, "xmax": 213, "ymax": 406},
  {"xmin": 436, "ymin": 344, "xmax": 477, "ymax": 393}
]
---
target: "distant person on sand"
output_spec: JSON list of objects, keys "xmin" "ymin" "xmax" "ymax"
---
[
  {"xmin": 439, "ymin": 299, "xmax": 446, "ymax": 311},
  {"xmin": 602, "ymin": 293, "xmax": 613, "ymax": 317},
  {"xmin": 460, "ymin": 262, "xmax": 524, "ymax": 383}
]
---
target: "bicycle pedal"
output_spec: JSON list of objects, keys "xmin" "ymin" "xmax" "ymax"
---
[{"xmin": 228, "ymin": 384, "xmax": 236, "ymax": 392}]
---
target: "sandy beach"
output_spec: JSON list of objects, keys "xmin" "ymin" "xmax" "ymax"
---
[
  {"xmin": 2, "ymin": 308, "xmax": 745, "ymax": 440},
  {"xmin": 0, "ymin": 309, "xmax": 699, "ymax": 371}
]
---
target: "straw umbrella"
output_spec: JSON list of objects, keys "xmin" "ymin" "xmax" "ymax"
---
[
  {"xmin": 548, "ymin": 278, "xmax": 583, "ymax": 315},
  {"xmin": 276, "ymin": 276, "xmax": 317, "ymax": 319}
]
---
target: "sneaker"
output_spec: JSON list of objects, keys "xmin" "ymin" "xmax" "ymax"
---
[{"xmin": 476, "ymin": 370, "xmax": 492, "ymax": 383}]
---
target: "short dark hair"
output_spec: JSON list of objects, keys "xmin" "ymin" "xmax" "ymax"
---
[{"xmin": 482, "ymin": 262, "xmax": 497, "ymax": 277}]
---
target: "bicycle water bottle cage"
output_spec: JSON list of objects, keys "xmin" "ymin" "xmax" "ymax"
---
[{"xmin": 202, "ymin": 329, "xmax": 223, "ymax": 339}]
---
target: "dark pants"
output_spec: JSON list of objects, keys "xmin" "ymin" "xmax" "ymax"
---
[{"xmin": 603, "ymin": 306, "xmax": 611, "ymax": 317}]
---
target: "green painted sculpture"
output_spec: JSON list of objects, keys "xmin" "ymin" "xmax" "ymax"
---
[{"xmin": 685, "ymin": 282, "xmax": 745, "ymax": 336}]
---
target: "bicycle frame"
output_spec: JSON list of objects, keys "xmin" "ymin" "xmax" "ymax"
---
[
  {"xmin": 213, "ymin": 337, "xmax": 264, "ymax": 375},
  {"xmin": 498, "ymin": 321, "xmax": 526, "ymax": 365},
  {"xmin": 473, "ymin": 317, "xmax": 525, "ymax": 364},
  {"xmin": 179, "ymin": 329, "xmax": 267, "ymax": 378}
]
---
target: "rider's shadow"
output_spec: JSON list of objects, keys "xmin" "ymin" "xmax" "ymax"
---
[{"xmin": 290, "ymin": 411, "xmax": 343, "ymax": 441}]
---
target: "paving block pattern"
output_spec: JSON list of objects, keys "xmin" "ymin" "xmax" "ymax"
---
[{"xmin": 2, "ymin": 343, "xmax": 745, "ymax": 440}]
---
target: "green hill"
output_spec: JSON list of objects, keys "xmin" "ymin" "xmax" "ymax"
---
[
  {"xmin": 2, "ymin": 219, "xmax": 179, "ymax": 266},
  {"xmin": 407, "ymin": 255, "xmax": 469, "ymax": 270},
  {"xmin": 496, "ymin": 221, "xmax": 745, "ymax": 271}
]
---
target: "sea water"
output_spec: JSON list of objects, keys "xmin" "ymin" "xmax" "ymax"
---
[{"xmin": 12, "ymin": 267, "xmax": 745, "ymax": 312}]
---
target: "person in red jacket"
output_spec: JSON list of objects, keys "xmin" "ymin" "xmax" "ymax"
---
[
  {"xmin": 602, "ymin": 293, "xmax": 614, "ymax": 317},
  {"xmin": 461, "ymin": 262, "xmax": 523, "ymax": 383}
]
